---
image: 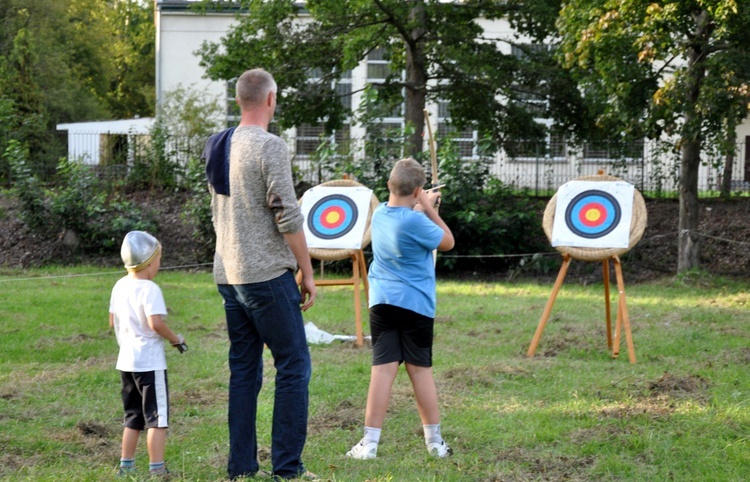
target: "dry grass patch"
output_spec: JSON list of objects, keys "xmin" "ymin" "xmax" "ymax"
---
[{"xmin": 480, "ymin": 447, "xmax": 596, "ymax": 482}]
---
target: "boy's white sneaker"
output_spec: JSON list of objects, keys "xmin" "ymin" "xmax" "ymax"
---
[
  {"xmin": 427, "ymin": 440, "xmax": 453, "ymax": 457},
  {"xmin": 346, "ymin": 439, "xmax": 378, "ymax": 459}
]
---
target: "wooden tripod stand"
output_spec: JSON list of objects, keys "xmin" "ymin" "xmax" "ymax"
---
[
  {"xmin": 526, "ymin": 253, "xmax": 637, "ymax": 363},
  {"xmin": 298, "ymin": 249, "xmax": 369, "ymax": 346},
  {"xmin": 298, "ymin": 179, "xmax": 379, "ymax": 347}
]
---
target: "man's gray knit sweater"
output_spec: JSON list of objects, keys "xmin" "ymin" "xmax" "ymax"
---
[{"xmin": 210, "ymin": 125, "xmax": 304, "ymax": 285}]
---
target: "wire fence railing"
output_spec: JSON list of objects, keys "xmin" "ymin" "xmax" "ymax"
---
[{"xmin": 18, "ymin": 131, "xmax": 750, "ymax": 199}]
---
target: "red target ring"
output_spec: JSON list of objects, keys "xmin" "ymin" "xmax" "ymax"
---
[
  {"xmin": 320, "ymin": 206, "xmax": 346, "ymax": 229},
  {"xmin": 578, "ymin": 202, "xmax": 607, "ymax": 228}
]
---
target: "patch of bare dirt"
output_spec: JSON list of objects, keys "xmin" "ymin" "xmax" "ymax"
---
[
  {"xmin": 307, "ymin": 399, "xmax": 361, "ymax": 434},
  {"xmin": 647, "ymin": 371, "xmax": 710, "ymax": 399},
  {"xmin": 480, "ymin": 447, "xmax": 596, "ymax": 482},
  {"xmin": 0, "ymin": 190, "xmax": 199, "ymax": 270}
]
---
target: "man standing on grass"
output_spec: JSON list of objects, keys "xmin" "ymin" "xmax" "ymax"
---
[{"xmin": 204, "ymin": 68, "xmax": 318, "ymax": 481}]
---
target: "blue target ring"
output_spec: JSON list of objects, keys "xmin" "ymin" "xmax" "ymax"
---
[
  {"xmin": 307, "ymin": 194, "xmax": 359, "ymax": 240},
  {"xmin": 564, "ymin": 190, "xmax": 621, "ymax": 239}
]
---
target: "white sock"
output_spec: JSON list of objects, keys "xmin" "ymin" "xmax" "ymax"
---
[
  {"xmin": 363, "ymin": 426, "xmax": 381, "ymax": 444},
  {"xmin": 423, "ymin": 423, "xmax": 443, "ymax": 445}
]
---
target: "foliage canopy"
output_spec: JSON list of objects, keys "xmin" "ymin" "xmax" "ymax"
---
[{"xmin": 196, "ymin": 0, "xmax": 586, "ymax": 156}]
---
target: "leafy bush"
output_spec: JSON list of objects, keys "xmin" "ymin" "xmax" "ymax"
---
[
  {"xmin": 182, "ymin": 156, "xmax": 215, "ymax": 263},
  {"xmin": 126, "ymin": 85, "xmax": 223, "ymax": 192},
  {"xmin": 8, "ymin": 141, "xmax": 51, "ymax": 235},
  {"xmin": 436, "ymin": 139, "xmax": 547, "ymax": 272},
  {"xmin": 127, "ymin": 120, "xmax": 180, "ymax": 191},
  {"xmin": 10, "ymin": 155, "xmax": 157, "ymax": 254},
  {"xmin": 307, "ymin": 127, "xmax": 547, "ymax": 274}
]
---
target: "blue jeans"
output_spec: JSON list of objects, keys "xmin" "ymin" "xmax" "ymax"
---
[{"xmin": 218, "ymin": 270, "xmax": 311, "ymax": 480}]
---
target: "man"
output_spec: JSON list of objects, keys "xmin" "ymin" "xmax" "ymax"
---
[{"xmin": 204, "ymin": 68, "xmax": 317, "ymax": 481}]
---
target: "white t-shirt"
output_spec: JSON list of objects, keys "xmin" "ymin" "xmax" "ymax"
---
[{"xmin": 109, "ymin": 277, "xmax": 168, "ymax": 372}]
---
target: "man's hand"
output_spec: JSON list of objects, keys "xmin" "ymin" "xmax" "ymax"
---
[{"xmin": 299, "ymin": 274, "xmax": 316, "ymax": 311}]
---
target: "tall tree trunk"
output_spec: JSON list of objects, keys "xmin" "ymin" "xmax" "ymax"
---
[
  {"xmin": 678, "ymin": 138, "xmax": 701, "ymax": 271},
  {"xmin": 404, "ymin": 2, "xmax": 428, "ymax": 159},
  {"xmin": 677, "ymin": 10, "xmax": 711, "ymax": 272},
  {"xmin": 720, "ymin": 122, "xmax": 736, "ymax": 199}
]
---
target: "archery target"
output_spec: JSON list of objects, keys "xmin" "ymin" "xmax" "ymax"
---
[
  {"xmin": 301, "ymin": 186, "xmax": 374, "ymax": 249},
  {"xmin": 551, "ymin": 181, "xmax": 634, "ymax": 248},
  {"xmin": 307, "ymin": 194, "xmax": 358, "ymax": 240},
  {"xmin": 565, "ymin": 190, "xmax": 621, "ymax": 239}
]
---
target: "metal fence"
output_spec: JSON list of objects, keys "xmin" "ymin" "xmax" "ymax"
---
[{"xmin": 48, "ymin": 131, "xmax": 750, "ymax": 198}]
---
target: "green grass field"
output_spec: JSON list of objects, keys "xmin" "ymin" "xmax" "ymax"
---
[{"xmin": 0, "ymin": 266, "xmax": 748, "ymax": 481}]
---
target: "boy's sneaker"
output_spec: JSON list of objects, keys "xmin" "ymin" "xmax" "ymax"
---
[
  {"xmin": 116, "ymin": 466, "xmax": 136, "ymax": 477},
  {"xmin": 346, "ymin": 439, "xmax": 378, "ymax": 459},
  {"xmin": 149, "ymin": 467, "xmax": 171, "ymax": 479},
  {"xmin": 427, "ymin": 440, "xmax": 453, "ymax": 457}
]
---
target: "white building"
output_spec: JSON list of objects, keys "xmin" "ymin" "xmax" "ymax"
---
[{"xmin": 55, "ymin": 117, "xmax": 154, "ymax": 165}]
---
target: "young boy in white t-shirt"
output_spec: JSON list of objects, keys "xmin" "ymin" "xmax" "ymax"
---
[{"xmin": 109, "ymin": 231, "xmax": 187, "ymax": 477}]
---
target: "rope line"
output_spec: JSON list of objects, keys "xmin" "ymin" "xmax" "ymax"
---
[
  {"xmin": 1, "ymin": 228, "xmax": 747, "ymax": 283},
  {"xmin": 680, "ymin": 229, "xmax": 750, "ymax": 246},
  {"xmin": 0, "ymin": 263, "xmax": 213, "ymax": 283}
]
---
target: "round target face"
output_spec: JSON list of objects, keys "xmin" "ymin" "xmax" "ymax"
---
[
  {"xmin": 564, "ymin": 190, "xmax": 622, "ymax": 239},
  {"xmin": 307, "ymin": 194, "xmax": 359, "ymax": 240}
]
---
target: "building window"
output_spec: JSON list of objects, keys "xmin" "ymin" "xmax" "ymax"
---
[
  {"xmin": 294, "ymin": 68, "xmax": 352, "ymax": 159},
  {"xmin": 226, "ymin": 78, "xmax": 240, "ymax": 128},
  {"xmin": 437, "ymin": 100, "xmax": 476, "ymax": 159},
  {"xmin": 582, "ymin": 140, "xmax": 644, "ymax": 162},
  {"xmin": 365, "ymin": 47, "xmax": 405, "ymax": 158},
  {"xmin": 367, "ymin": 47, "xmax": 391, "ymax": 80},
  {"xmin": 506, "ymin": 133, "xmax": 567, "ymax": 161},
  {"xmin": 510, "ymin": 44, "xmax": 549, "ymax": 118}
]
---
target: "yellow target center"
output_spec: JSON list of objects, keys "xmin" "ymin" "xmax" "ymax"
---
[
  {"xmin": 325, "ymin": 212, "xmax": 341, "ymax": 224},
  {"xmin": 585, "ymin": 209, "xmax": 602, "ymax": 222}
]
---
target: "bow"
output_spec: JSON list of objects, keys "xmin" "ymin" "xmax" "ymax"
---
[
  {"xmin": 423, "ymin": 109, "xmax": 439, "ymax": 266},
  {"xmin": 423, "ymin": 109, "xmax": 439, "ymax": 194}
]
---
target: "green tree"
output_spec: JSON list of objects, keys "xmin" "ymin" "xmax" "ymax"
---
[
  {"xmin": 105, "ymin": 0, "xmax": 156, "ymax": 119},
  {"xmin": 196, "ymin": 0, "xmax": 584, "ymax": 158},
  {"xmin": 0, "ymin": 0, "xmax": 155, "ymax": 182},
  {"xmin": 557, "ymin": 0, "xmax": 750, "ymax": 272}
]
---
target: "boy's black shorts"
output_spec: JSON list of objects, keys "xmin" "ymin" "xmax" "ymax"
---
[
  {"xmin": 120, "ymin": 369, "xmax": 170, "ymax": 430},
  {"xmin": 370, "ymin": 303, "xmax": 434, "ymax": 367}
]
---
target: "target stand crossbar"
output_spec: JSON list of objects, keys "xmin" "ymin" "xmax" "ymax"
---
[
  {"xmin": 527, "ymin": 174, "xmax": 647, "ymax": 364},
  {"xmin": 526, "ymin": 254, "xmax": 636, "ymax": 363},
  {"xmin": 298, "ymin": 179, "xmax": 380, "ymax": 347},
  {"xmin": 297, "ymin": 249, "xmax": 369, "ymax": 346}
]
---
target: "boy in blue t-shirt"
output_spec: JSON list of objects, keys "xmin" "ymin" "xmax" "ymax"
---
[{"xmin": 347, "ymin": 158, "xmax": 455, "ymax": 459}]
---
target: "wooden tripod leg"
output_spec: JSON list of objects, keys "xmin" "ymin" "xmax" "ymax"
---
[
  {"xmin": 602, "ymin": 259, "xmax": 613, "ymax": 349},
  {"xmin": 613, "ymin": 255, "xmax": 636, "ymax": 363},
  {"xmin": 352, "ymin": 252, "xmax": 363, "ymax": 347},
  {"xmin": 358, "ymin": 249, "xmax": 369, "ymax": 306},
  {"xmin": 527, "ymin": 255, "xmax": 571, "ymax": 357}
]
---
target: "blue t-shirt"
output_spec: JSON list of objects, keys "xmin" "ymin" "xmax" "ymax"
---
[{"xmin": 368, "ymin": 202, "xmax": 445, "ymax": 317}]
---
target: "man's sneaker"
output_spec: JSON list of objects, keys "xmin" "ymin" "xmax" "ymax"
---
[
  {"xmin": 295, "ymin": 470, "xmax": 320, "ymax": 481},
  {"xmin": 427, "ymin": 440, "xmax": 453, "ymax": 457},
  {"xmin": 346, "ymin": 439, "xmax": 378, "ymax": 459}
]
